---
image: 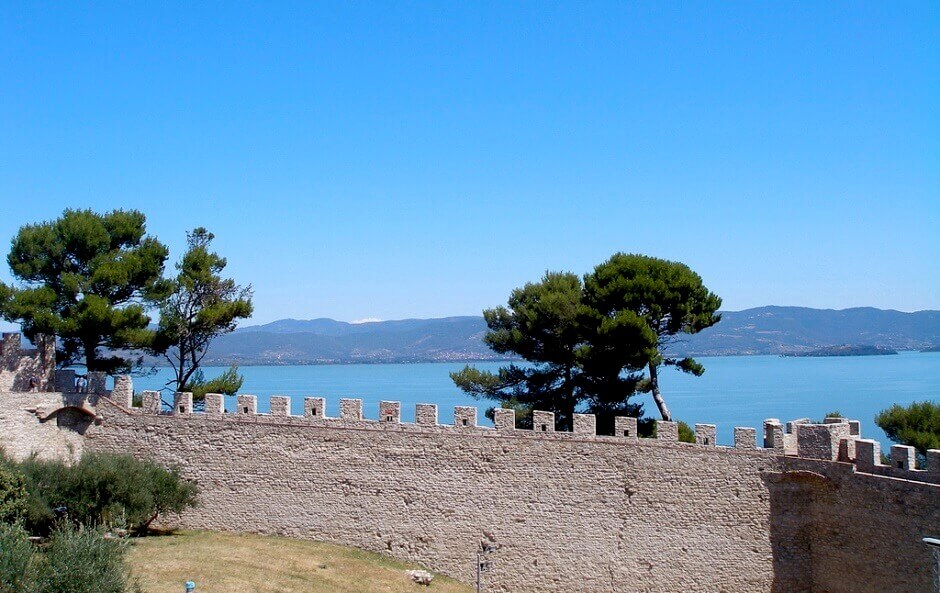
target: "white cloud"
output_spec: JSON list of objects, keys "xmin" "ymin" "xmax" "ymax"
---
[{"xmin": 350, "ymin": 317, "xmax": 382, "ymax": 324}]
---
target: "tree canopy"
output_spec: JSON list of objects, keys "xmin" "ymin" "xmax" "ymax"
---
[
  {"xmin": 149, "ymin": 227, "xmax": 253, "ymax": 393},
  {"xmin": 875, "ymin": 401, "xmax": 940, "ymax": 456},
  {"xmin": 452, "ymin": 271, "xmax": 646, "ymax": 431},
  {"xmin": 0, "ymin": 209, "xmax": 171, "ymax": 372},
  {"xmin": 583, "ymin": 253, "xmax": 722, "ymax": 420},
  {"xmin": 451, "ymin": 254, "xmax": 721, "ymax": 431}
]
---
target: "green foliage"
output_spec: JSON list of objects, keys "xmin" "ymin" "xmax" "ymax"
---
[
  {"xmin": 0, "ymin": 209, "xmax": 171, "ymax": 372},
  {"xmin": 150, "ymin": 227, "xmax": 253, "ymax": 392},
  {"xmin": 874, "ymin": 401, "xmax": 940, "ymax": 455},
  {"xmin": 816, "ymin": 411, "xmax": 843, "ymax": 423},
  {"xmin": 0, "ymin": 459, "xmax": 29, "ymax": 525},
  {"xmin": 0, "ymin": 523, "xmax": 36, "ymax": 593},
  {"xmin": 0, "ymin": 523, "xmax": 138, "ymax": 593},
  {"xmin": 183, "ymin": 364, "xmax": 244, "ymax": 401},
  {"xmin": 16, "ymin": 452, "xmax": 198, "ymax": 535},
  {"xmin": 36, "ymin": 525, "xmax": 138, "ymax": 593},
  {"xmin": 582, "ymin": 253, "xmax": 721, "ymax": 420},
  {"xmin": 451, "ymin": 271, "xmax": 646, "ymax": 431},
  {"xmin": 640, "ymin": 420, "xmax": 696, "ymax": 443},
  {"xmin": 678, "ymin": 421, "xmax": 696, "ymax": 443},
  {"xmin": 452, "ymin": 254, "xmax": 721, "ymax": 430}
]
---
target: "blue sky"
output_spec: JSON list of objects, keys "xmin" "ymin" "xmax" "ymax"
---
[{"xmin": 1, "ymin": 2, "xmax": 937, "ymax": 325}]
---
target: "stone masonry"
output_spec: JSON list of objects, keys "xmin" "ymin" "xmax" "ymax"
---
[
  {"xmin": 0, "ymin": 333, "xmax": 55, "ymax": 392},
  {"xmin": 0, "ymin": 366, "xmax": 936, "ymax": 593}
]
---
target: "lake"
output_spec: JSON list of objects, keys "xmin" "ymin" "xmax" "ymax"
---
[{"xmin": 130, "ymin": 351, "xmax": 939, "ymax": 448}]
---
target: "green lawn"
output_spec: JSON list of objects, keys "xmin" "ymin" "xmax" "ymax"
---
[{"xmin": 127, "ymin": 530, "xmax": 472, "ymax": 593}]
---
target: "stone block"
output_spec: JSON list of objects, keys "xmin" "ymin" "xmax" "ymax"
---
[
  {"xmin": 532, "ymin": 410, "xmax": 554, "ymax": 433},
  {"xmin": 141, "ymin": 391, "xmax": 162, "ymax": 415},
  {"xmin": 891, "ymin": 444, "xmax": 916, "ymax": 470},
  {"xmin": 786, "ymin": 418, "xmax": 810, "ymax": 433},
  {"xmin": 269, "ymin": 396, "xmax": 291, "ymax": 416},
  {"xmin": 927, "ymin": 449, "xmax": 940, "ymax": 477},
  {"xmin": 656, "ymin": 420, "xmax": 678, "ymax": 442},
  {"xmin": 615, "ymin": 416, "xmax": 638, "ymax": 440},
  {"xmin": 493, "ymin": 408, "xmax": 516, "ymax": 431},
  {"xmin": 111, "ymin": 375, "xmax": 133, "ymax": 407},
  {"xmin": 838, "ymin": 437, "xmax": 857, "ymax": 462},
  {"xmin": 340, "ymin": 398, "xmax": 362, "ymax": 421},
  {"xmin": 454, "ymin": 406, "xmax": 477, "ymax": 428},
  {"xmin": 304, "ymin": 397, "xmax": 326, "ymax": 418},
  {"xmin": 380, "ymin": 401, "xmax": 401, "ymax": 423},
  {"xmin": 797, "ymin": 422, "xmax": 850, "ymax": 461},
  {"xmin": 237, "ymin": 395, "xmax": 257, "ymax": 415},
  {"xmin": 848, "ymin": 420, "xmax": 861, "ymax": 436},
  {"xmin": 854, "ymin": 439, "xmax": 881, "ymax": 472},
  {"xmin": 763, "ymin": 419, "xmax": 784, "ymax": 451},
  {"xmin": 173, "ymin": 392, "xmax": 193, "ymax": 415},
  {"xmin": 695, "ymin": 423, "xmax": 717, "ymax": 446},
  {"xmin": 573, "ymin": 413, "xmax": 596, "ymax": 435},
  {"xmin": 734, "ymin": 427, "xmax": 757, "ymax": 449},
  {"xmin": 415, "ymin": 404, "xmax": 438, "ymax": 425},
  {"xmin": 205, "ymin": 393, "xmax": 225, "ymax": 416}
]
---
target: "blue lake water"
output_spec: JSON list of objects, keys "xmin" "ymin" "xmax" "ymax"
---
[{"xmin": 130, "ymin": 352, "xmax": 939, "ymax": 448}]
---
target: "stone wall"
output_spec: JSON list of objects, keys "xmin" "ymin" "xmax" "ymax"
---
[
  {"xmin": 76, "ymin": 395, "xmax": 938, "ymax": 593},
  {"xmin": 0, "ymin": 391, "xmax": 88, "ymax": 461},
  {"xmin": 0, "ymin": 333, "xmax": 55, "ymax": 392},
  {"xmin": 2, "ymin": 384, "xmax": 937, "ymax": 593}
]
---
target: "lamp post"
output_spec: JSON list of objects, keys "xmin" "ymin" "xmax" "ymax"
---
[
  {"xmin": 924, "ymin": 538, "xmax": 940, "ymax": 593},
  {"xmin": 476, "ymin": 543, "xmax": 496, "ymax": 593}
]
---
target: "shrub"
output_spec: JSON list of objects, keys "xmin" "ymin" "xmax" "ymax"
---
[
  {"xmin": 18, "ymin": 452, "xmax": 198, "ymax": 535},
  {"xmin": 0, "ymin": 459, "xmax": 29, "ymax": 525},
  {"xmin": 36, "ymin": 525, "xmax": 137, "ymax": 593},
  {"xmin": 677, "ymin": 421, "xmax": 696, "ymax": 443},
  {"xmin": 0, "ymin": 523, "xmax": 35, "ymax": 593}
]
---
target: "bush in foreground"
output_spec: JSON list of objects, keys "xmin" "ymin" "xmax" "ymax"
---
[
  {"xmin": 0, "ymin": 459, "xmax": 29, "ymax": 525},
  {"xmin": 38, "ymin": 525, "xmax": 138, "ymax": 593},
  {"xmin": 0, "ymin": 524, "xmax": 137, "ymax": 593},
  {"xmin": 13, "ymin": 452, "xmax": 198, "ymax": 535},
  {"xmin": 0, "ymin": 523, "xmax": 36, "ymax": 593}
]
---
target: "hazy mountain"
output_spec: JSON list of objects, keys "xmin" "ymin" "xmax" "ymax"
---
[
  {"xmin": 190, "ymin": 307, "xmax": 939, "ymax": 365},
  {"xmin": 675, "ymin": 306, "xmax": 940, "ymax": 356},
  {"xmin": 202, "ymin": 316, "xmax": 494, "ymax": 365}
]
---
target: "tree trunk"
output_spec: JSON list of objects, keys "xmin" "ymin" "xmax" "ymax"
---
[
  {"xmin": 177, "ymin": 343, "xmax": 186, "ymax": 393},
  {"xmin": 648, "ymin": 363, "xmax": 672, "ymax": 421},
  {"xmin": 84, "ymin": 340, "xmax": 98, "ymax": 372},
  {"xmin": 564, "ymin": 364, "xmax": 575, "ymax": 431}
]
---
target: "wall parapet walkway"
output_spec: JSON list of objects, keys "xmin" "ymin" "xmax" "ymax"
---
[{"xmin": 99, "ymin": 374, "xmax": 939, "ymax": 486}]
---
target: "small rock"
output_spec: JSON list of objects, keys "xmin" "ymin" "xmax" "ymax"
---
[{"xmin": 407, "ymin": 569, "xmax": 434, "ymax": 586}]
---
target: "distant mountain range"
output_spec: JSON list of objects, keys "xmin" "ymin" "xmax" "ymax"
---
[
  {"xmin": 679, "ymin": 306, "xmax": 939, "ymax": 356},
  {"xmin": 204, "ymin": 316, "xmax": 494, "ymax": 365},
  {"xmin": 189, "ymin": 306, "xmax": 940, "ymax": 366}
]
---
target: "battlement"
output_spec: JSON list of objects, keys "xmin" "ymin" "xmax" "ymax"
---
[
  {"xmin": 8, "ymin": 373, "xmax": 935, "ymax": 593},
  {"xmin": 0, "ymin": 332, "xmax": 55, "ymax": 392},
  {"xmin": 98, "ymin": 375, "xmax": 939, "ymax": 485}
]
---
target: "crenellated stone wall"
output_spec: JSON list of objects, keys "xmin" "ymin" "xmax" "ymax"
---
[
  {"xmin": 1, "ymin": 379, "xmax": 937, "ymax": 593},
  {"xmin": 0, "ymin": 333, "xmax": 55, "ymax": 392}
]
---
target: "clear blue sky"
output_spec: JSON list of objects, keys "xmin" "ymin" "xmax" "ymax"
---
[{"xmin": 1, "ymin": 2, "xmax": 937, "ymax": 325}]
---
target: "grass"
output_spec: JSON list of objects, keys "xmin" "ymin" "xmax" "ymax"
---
[{"xmin": 127, "ymin": 530, "xmax": 472, "ymax": 593}]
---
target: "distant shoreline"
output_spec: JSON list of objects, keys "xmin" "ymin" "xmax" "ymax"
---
[{"xmin": 152, "ymin": 349, "xmax": 935, "ymax": 368}]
